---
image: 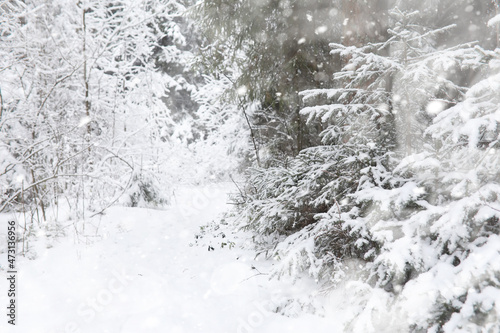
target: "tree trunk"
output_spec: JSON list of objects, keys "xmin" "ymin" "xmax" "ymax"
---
[{"xmin": 82, "ymin": 5, "xmax": 91, "ymax": 134}]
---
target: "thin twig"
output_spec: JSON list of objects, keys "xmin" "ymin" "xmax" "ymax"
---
[
  {"xmin": 241, "ymin": 265, "xmax": 269, "ymax": 283},
  {"xmin": 88, "ymin": 169, "xmax": 134, "ymax": 218},
  {"xmin": 0, "ymin": 86, "xmax": 3, "ymax": 124},
  {"xmin": 240, "ymin": 100, "xmax": 261, "ymax": 167},
  {"xmin": 229, "ymin": 173, "xmax": 244, "ymax": 199}
]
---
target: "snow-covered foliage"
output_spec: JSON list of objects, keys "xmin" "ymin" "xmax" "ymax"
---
[
  {"xmin": 0, "ymin": 0, "xmax": 202, "ymax": 217},
  {"xmin": 237, "ymin": 144, "xmax": 390, "ymax": 280},
  {"xmin": 2, "ymin": 0, "xmax": 500, "ymax": 332},
  {"xmin": 331, "ymin": 50, "xmax": 500, "ymax": 332},
  {"xmin": 226, "ymin": 4, "xmax": 500, "ymax": 331},
  {"xmin": 331, "ymin": 8, "xmax": 485, "ymax": 155},
  {"xmin": 403, "ymin": 54, "xmax": 500, "ymax": 331},
  {"xmin": 192, "ymin": 74, "xmax": 253, "ymax": 177},
  {"xmin": 488, "ymin": 13, "xmax": 500, "ymax": 27}
]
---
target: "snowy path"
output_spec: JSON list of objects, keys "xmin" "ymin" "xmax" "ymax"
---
[{"xmin": 0, "ymin": 184, "xmax": 338, "ymax": 333}]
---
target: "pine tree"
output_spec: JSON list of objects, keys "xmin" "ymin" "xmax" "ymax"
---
[
  {"xmin": 368, "ymin": 48, "xmax": 500, "ymax": 332},
  {"xmin": 335, "ymin": 9, "xmax": 500, "ymax": 331},
  {"xmin": 231, "ymin": 6, "xmax": 489, "ymax": 291}
]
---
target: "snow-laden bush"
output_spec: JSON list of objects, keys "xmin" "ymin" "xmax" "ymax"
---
[
  {"xmin": 120, "ymin": 171, "xmax": 169, "ymax": 209},
  {"xmin": 235, "ymin": 84, "xmax": 396, "ymax": 280}
]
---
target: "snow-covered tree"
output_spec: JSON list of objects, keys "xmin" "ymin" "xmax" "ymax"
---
[
  {"xmin": 0, "ymin": 0, "xmax": 199, "ymax": 219},
  {"xmin": 230, "ymin": 6, "xmax": 491, "ymax": 299},
  {"xmin": 403, "ymin": 50, "xmax": 500, "ymax": 332},
  {"xmin": 334, "ymin": 10, "xmax": 500, "ymax": 332}
]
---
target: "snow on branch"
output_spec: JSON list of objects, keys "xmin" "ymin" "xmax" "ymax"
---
[{"xmin": 488, "ymin": 14, "xmax": 500, "ymax": 27}]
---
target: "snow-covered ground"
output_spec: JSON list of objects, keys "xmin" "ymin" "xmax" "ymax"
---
[{"xmin": 0, "ymin": 183, "xmax": 340, "ymax": 333}]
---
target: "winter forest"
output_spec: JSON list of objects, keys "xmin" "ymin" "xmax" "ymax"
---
[{"xmin": 1, "ymin": 0, "xmax": 500, "ymax": 332}]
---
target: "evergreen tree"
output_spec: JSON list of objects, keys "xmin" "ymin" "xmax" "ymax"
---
[
  {"xmin": 231, "ymin": 6, "xmax": 489, "ymax": 292},
  {"xmin": 333, "ymin": 9, "xmax": 500, "ymax": 331}
]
